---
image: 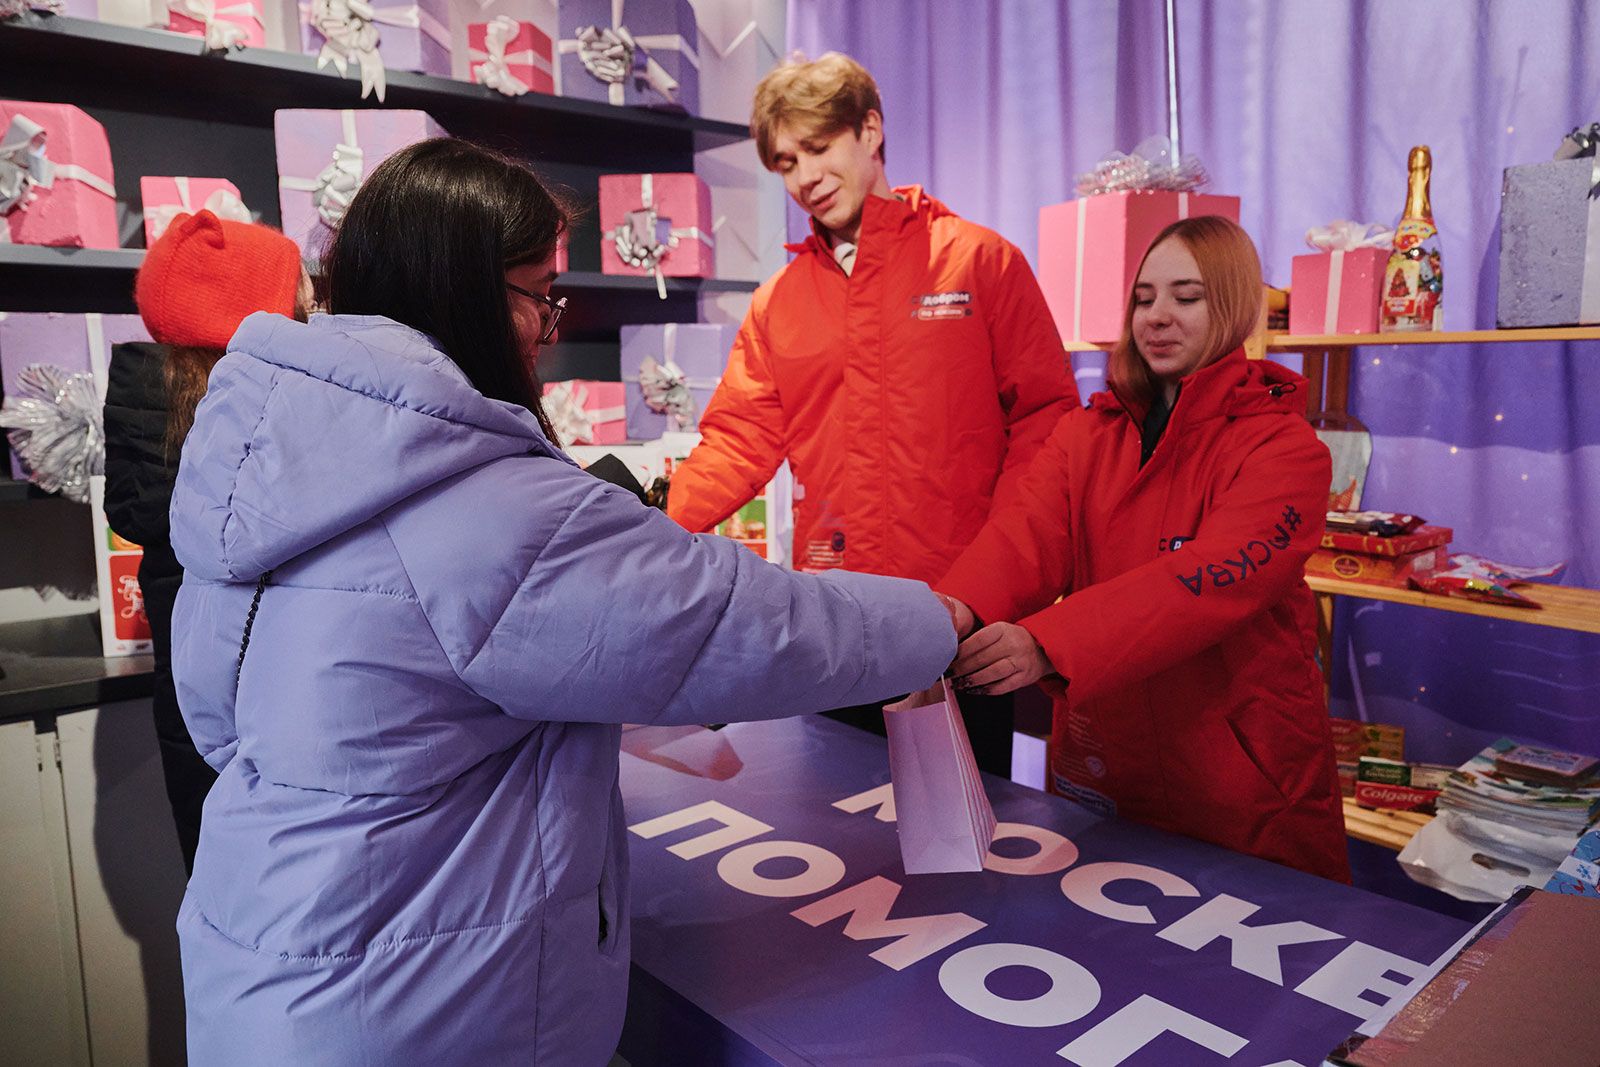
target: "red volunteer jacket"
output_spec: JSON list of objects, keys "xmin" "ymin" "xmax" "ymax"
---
[
  {"xmin": 667, "ymin": 186, "xmax": 1078, "ymax": 583},
  {"xmin": 939, "ymin": 350, "xmax": 1350, "ymax": 881}
]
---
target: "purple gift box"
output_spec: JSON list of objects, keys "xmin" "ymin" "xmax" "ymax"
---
[
  {"xmin": 299, "ymin": 0, "xmax": 453, "ymax": 101},
  {"xmin": 1, "ymin": 312, "xmax": 148, "ymax": 479},
  {"xmin": 619, "ymin": 322, "xmax": 735, "ymax": 439},
  {"xmin": 1498, "ymin": 156, "xmax": 1600, "ymax": 327},
  {"xmin": 558, "ymin": 0, "xmax": 699, "ymax": 114},
  {"xmin": 274, "ymin": 108, "xmax": 448, "ymax": 257}
]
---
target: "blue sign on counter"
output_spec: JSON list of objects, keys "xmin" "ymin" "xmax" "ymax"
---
[{"xmin": 618, "ymin": 717, "xmax": 1468, "ymax": 1066}]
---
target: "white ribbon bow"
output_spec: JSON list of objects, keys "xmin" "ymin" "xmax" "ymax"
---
[
  {"xmin": 167, "ymin": 0, "xmax": 258, "ymax": 51},
  {"xmin": 604, "ymin": 174, "xmax": 714, "ymax": 299},
  {"xmin": 303, "ymin": 0, "xmax": 447, "ymax": 102},
  {"xmin": 1305, "ymin": 219, "xmax": 1395, "ymax": 252},
  {"xmin": 0, "ymin": 113, "xmax": 117, "ymax": 244},
  {"xmin": 278, "ymin": 110, "xmax": 363, "ymax": 230},
  {"xmin": 0, "ymin": 115, "xmax": 55, "ymax": 218},
  {"xmin": 638, "ymin": 355, "xmax": 695, "ymax": 429},
  {"xmin": 144, "ymin": 176, "xmax": 253, "ymax": 241},
  {"xmin": 559, "ymin": 0, "xmax": 698, "ymax": 107},
  {"xmin": 472, "ymin": 16, "xmax": 535, "ymax": 97},
  {"xmin": 543, "ymin": 381, "xmax": 624, "ymax": 447}
]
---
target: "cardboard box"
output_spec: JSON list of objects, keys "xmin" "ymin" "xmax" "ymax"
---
[
  {"xmin": 168, "ymin": 0, "xmax": 266, "ymax": 48},
  {"xmin": 274, "ymin": 108, "xmax": 448, "ymax": 257},
  {"xmin": 1289, "ymin": 246, "xmax": 1387, "ymax": 335},
  {"xmin": 1498, "ymin": 156, "xmax": 1600, "ymax": 328},
  {"xmin": 1320, "ymin": 523, "xmax": 1452, "ymax": 557},
  {"xmin": 542, "ymin": 379, "xmax": 626, "ymax": 446},
  {"xmin": 466, "ymin": 17, "xmax": 554, "ymax": 95},
  {"xmin": 599, "ymin": 173, "xmax": 714, "ymax": 283},
  {"xmin": 1038, "ymin": 190, "xmax": 1241, "ymax": 343},
  {"xmin": 619, "ymin": 322, "xmax": 736, "ymax": 439},
  {"xmin": 300, "ymin": 0, "xmax": 452, "ymax": 98},
  {"xmin": 1355, "ymin": 757, "xmax": 1451, "ymax": 812},
  {"xmin": 557, "ymin": 0, "xmax": 699, "ymax": 113},
  {"xmin": 139, "ymin": 176, "xmax": 249, "ymax": 246},
  {"xmin": 0, "ymin": 101, "xmax": 118, "ymax": 249},
  {"xmin": 1306, "ymin": 545, "xmax": 1447, "ymax": 587}
]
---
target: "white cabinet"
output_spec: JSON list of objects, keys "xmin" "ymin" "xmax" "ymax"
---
[{"xmin": 0, "ymin": 702, "xmax": 188, "ymax": 1067}]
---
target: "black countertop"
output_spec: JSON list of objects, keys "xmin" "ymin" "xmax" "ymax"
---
[{"xmin": 0, "ymin": 613, "xmax": 154, "ymax": 725}]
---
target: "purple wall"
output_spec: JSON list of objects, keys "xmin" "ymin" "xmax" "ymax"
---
[{"xmin": 789, "ymin": 0, "xmax": 1600, "ymax": 761}]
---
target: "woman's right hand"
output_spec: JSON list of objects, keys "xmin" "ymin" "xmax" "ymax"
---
[{"xmin": 935, "ymin": 594, "xmax": 976, "ymax": 640}]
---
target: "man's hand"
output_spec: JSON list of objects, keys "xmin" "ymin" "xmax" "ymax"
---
[
  {"xmin": 950, "ymin": 623, "xmax": 1054, "ymax": 696},
  {"xmin": 935, "ymin": 593, "xmax": 977, "ymax": 640}
]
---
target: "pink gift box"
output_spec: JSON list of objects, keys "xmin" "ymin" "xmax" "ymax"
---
[
  {"xmin": 0, "ymin": 101, "xmax": 118, "ymax": 250},
  {"xmin": 542, "ymin": 380, "xmax": 626, "ymax": 446},
  {"xmin": 598, "ymin": 173, "xmax": 714, "ymax": 284},
  {"xmin": 167, "ymin": 0, "xmax": 267, "ymax": 49},
  {"xmin": 1289, "ymin": 246, "xmax": 1388, "ymax": 336},
  {"xmin": 139, "ymin": 176, "xmax": 249, "ymax": 246},
  {"xmin": 274, "ymin": 108, "xmax": 448, "ymax": 256},
  {"xmin": 468, "ymin": 18, "xmax": 554, "ymax": 95},
  {"xmin": 1038, "ymin": 190, "xmax": 1241, "ymax": 344}
]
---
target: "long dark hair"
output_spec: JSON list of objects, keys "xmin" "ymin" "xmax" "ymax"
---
[{"xmin": 322, "ymin": 138, "xmax": 568, "ymax": 439}]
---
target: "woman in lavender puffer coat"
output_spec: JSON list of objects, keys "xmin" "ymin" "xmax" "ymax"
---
[{"xmin": 168, "ymin": 139, "xmax": 957, "ymax": 1066}]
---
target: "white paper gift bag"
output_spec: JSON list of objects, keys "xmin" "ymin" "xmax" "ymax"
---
[{"xmin": 885, "ymin": 679, "xmax": 997, "ymax": 875}]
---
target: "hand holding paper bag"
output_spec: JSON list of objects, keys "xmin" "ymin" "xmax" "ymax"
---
[{"xmin": 884, "ymin": 679, "xmax": 997, "ymax": 875}]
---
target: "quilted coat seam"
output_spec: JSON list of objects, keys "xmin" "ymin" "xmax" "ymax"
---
[
  {"xmin": 192, "ymin": 907, "xmax": 541, "ymax": 962},
  {"xmin": 461, "ymin": 484, "xmax": 590, "ymax": 674},
  {"xmin": 244, "ymin": 340, "xmax": 542, "ymax": 444},
  {"xmin": 217, "ymin": 370, "xmax": 282, "ymax": 576},
  {"xmin": 379, "ymin": 518, "xmax": 466, "ymax": 689},
  {"xmin": 654, "ymin": 543, "xmax": 741, "ymax": 717}
]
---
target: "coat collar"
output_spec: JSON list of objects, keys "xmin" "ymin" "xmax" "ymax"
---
[
  {"xmin": 1095, "ymin": 348, "xmax": 1308, "ymax": 430},
  {"xmin": 783, "ymin": 184, "xmax": 941, "ymax": 261}
]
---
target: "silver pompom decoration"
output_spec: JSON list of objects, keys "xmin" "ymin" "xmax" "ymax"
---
[
  {"xmin": 1076, "ymin": 135, "xmax": 1210, "ymax": 196},
  {"xmin": 0, "ymin": 363, "xmax": 104, "ymax": 503}
]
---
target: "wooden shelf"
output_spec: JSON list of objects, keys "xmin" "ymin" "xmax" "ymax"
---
[
  {"xmin": 1268, "ymin": 327, "xmax": 1600, "ymax": 349},
  {"xmin": 1342, "ymin": 796, "xmax": 1432, "ymax": 851},
  {"xmin": 1308, "ymin": 576, "xmax": 1600, "ymax": 635},
  {"xmin": 1066, "ymin": 327, "xmax": 1600, "ymax": 356}
]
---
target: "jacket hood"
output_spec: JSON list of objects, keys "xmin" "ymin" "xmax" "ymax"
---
[
  {"xmin": 171, "ymin": 312, "xmax": 569, "ymax": 582},
  {"xmin": 1092, "ymin": 349, "xmax": 1307, "ymax": 424},
  {"xmin": 784, "ymin": 184, "xmax": 955, "ymax": 259}
]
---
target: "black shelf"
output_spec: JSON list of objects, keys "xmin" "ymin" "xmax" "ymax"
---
[
  {"xmin": 0, "ymin": 243, "xmax": 755, "ymax": 315},
  {"xmin": 0, "ymin": 479, "xmax": 48, "ymax": 502},
  {"xmin": 0, "ymin": 613, "xmax": 154, "ymax": 724},
  {"xmin": 0, "ymin": 14, "xmax": 750, "ymax": 162}
]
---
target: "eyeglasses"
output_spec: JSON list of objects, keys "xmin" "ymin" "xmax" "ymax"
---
[{"xmin": 506, "ymin": 283, "xmax": 568, "ymax": 346}]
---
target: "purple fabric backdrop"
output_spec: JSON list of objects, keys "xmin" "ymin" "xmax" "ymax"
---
[{"xmin": 788, "ymin": 0, "xmax": 1600, "ymax": 761}]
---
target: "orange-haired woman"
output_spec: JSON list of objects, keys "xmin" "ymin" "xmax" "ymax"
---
[{"xmin": 938, "ymin": 216, "xmax": 1349, "ymax": 881}]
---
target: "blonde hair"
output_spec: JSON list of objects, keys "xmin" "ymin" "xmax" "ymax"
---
[
  {"xmin": 751, "ymin": 52, "xmax": 885, "ymax": 171},
  {"xmin": 1109, "ymin": 215, "xmax": 1262, "ymax": 408}
]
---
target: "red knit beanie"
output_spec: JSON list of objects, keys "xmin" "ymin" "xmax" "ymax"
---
[{"xmin": 135, "ymin": 210, "xmax": 302, "ymax": 350}]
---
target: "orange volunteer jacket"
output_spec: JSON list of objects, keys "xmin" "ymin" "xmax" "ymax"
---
[
  {"xmin": 667, "ymin": 186, "xmax": 1078, "ymax": 583},
  {"xmin": 938, "ymin": 350, "xmax": 1350, "ymax": 881}
]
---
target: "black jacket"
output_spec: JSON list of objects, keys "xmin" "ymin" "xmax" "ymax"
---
[{"xmin": 102, "ymin": 342, "xmax": 213, "ymax": 872}]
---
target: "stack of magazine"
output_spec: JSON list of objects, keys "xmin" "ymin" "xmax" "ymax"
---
[{"xmin": 1439, "ymin": 739, "xmax": 1600, "ymax": 837}]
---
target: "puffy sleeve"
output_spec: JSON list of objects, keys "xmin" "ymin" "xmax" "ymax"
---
[{"xmin": 394, "ymin": 455, "xmax": 956, "ymax": 726}]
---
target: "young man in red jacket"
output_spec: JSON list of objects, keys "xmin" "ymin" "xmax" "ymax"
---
[{"xmin": 667, "ymin": 53, "xmax": 1078, "ymax": 775}]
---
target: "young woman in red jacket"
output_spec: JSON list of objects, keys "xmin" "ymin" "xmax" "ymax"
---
[{"xmin": 937, "ymin": 215, "xmax": 1350, "ymax": 882}]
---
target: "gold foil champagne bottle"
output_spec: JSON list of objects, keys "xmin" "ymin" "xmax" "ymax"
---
[{"xmin": 1381, "ymin": 145, "xmax": 1443, "ymax": 332}]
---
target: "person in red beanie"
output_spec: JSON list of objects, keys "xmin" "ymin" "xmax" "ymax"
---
[{"xmin": 103, "ymin": 210, "xmax": 310, "ymax": 873}]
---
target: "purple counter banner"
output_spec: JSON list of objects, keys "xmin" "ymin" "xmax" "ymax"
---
[{"xmin": 618, "ymin": 718, "xmax": 1468, "ymax": 1067}]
